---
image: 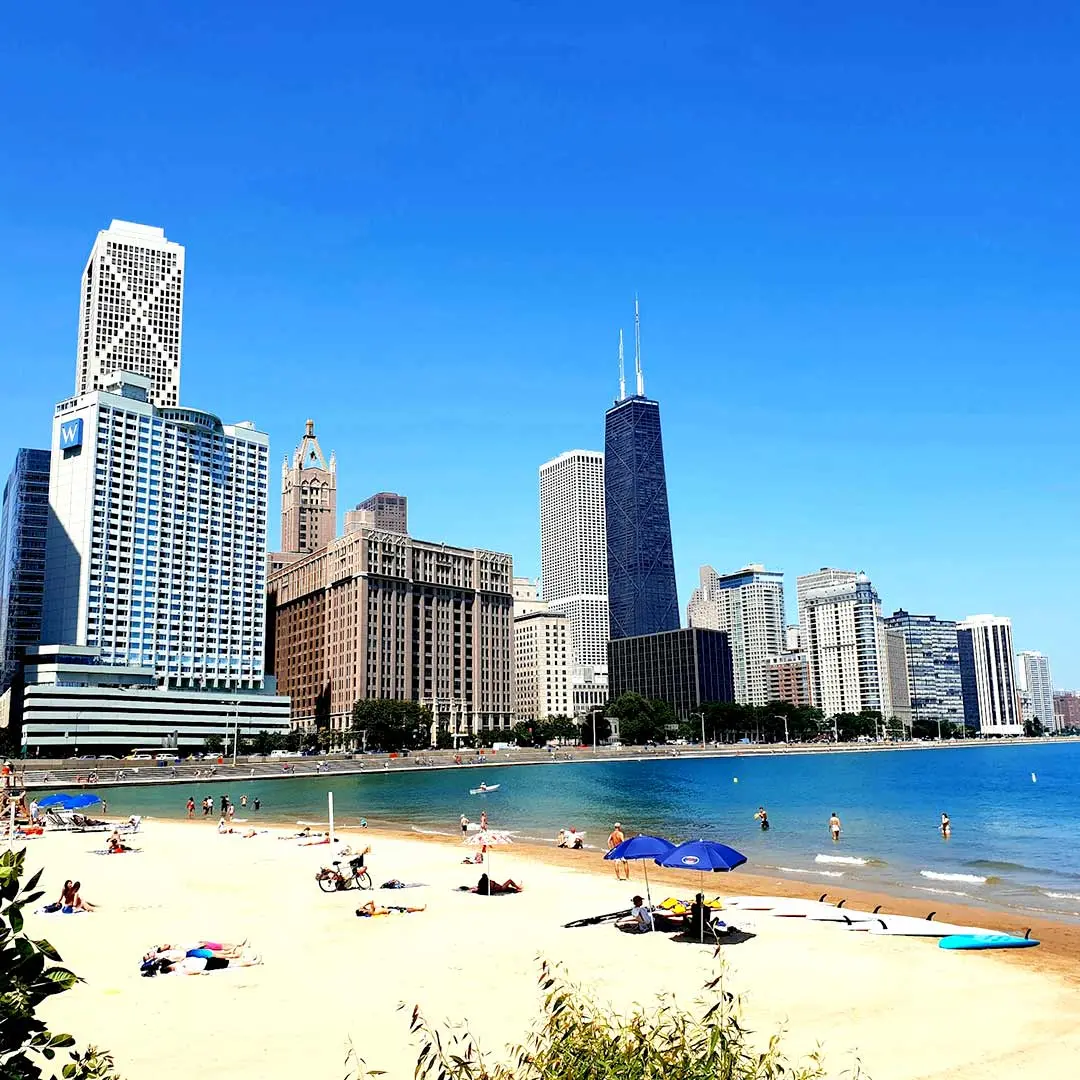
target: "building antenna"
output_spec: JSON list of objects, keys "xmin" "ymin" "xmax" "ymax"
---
[
  {"xmin": 618, "ymin": 329, "xmax": 626, "ymax": 401},
  {"xmin": 634, "ymin": 293, "xmax": 644, "ymax": 396}
]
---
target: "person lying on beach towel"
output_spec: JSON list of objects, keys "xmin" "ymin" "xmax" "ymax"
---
[
  {"xmin": 474, "ymin": 873, "xmax": 522, "ymax": 895},
  {"xmin": 143, "ymin": 941, "xmax": 249, "ymax": 964},
  {"xmin": 355, "ymin": 900, "xmax": 426, "ymax": 917},
  {"xmin": 280, "ymin": 826, "xmax": 313, "ymax": 840},
  {"xmin": 107, "ymin": 830, "xmax": 132, "ymax": 853},
  {"xmin": 379, "ymin": 879, "xmax": 425, "ymax": 890},
  {"xmin": 142, "ymin": 950, "xmax": 262, "ymax": 976},
  {"xmin": 297, "ymin": 832, "xmax": 330, "ymax": 846}
]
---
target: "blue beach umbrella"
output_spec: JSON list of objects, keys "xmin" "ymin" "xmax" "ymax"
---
[
  {"xmin": 604, "ymin": 834, "xmax": 675, "ymax": 906},
  {"xmin": 38, "ymin": 793, "xmax": 101, "ymax": 810},
  {"xmin": 657, "ymin": 840, "xmax": 748, "ymax": 940}
]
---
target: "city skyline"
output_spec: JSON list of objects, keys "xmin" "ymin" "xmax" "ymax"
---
[{"xmin": 1, "ymin": 5, "xmax": 1076, "ymax": 684}]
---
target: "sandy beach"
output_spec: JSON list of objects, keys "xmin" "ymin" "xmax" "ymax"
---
[{"xmin": 26, "ymin": 819, "xmax": 1080, "ymax": 1079}]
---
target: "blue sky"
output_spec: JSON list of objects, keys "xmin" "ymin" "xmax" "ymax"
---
[{"xmin": 1, "ymin": 2, "xmax": 1077, "ymax": 684}]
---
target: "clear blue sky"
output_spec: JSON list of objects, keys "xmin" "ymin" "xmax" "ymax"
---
[{"xmin": 1, "ymin": 2, "xmax": 1076, "ymax": 684}]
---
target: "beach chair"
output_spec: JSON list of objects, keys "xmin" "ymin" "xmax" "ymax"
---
[
  {"xmin": 70, "ymin": 813, "xmax": 109, "ymax": 832},
  {"xmin": 44, "ymin": 809, "xmax": 76, "ymax": 831}
]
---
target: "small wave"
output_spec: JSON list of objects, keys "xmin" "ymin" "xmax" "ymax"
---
[
  {"xmin": 919, "ymin": 870, "xmax": 996, "ymax": 884},
  {"xmin": 1044, "ymin": 891, "xmax": 1080, "ymax": 901},
  {"xmin": 965, "ymin": 859, "xmax": 1036, "ymax": 873},
  {"xmin": 913, "ymin": 886, "xmax": 971, "ymax": 898},
  {"xmin": 409, "ymin": 826, "xmax": 455, "ymax": 837},
  {"xmin": 815, "ymin": 854, "xmax": 867, "ymax": 866},
  {"xmin": 778, "ymin": 866, "xmax": 845, "ymax": 879}
]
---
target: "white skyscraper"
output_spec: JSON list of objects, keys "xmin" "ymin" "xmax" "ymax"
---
[
  {"xmin": 956, "ymin": 615, "xmax": 1021, "ymax": 735},
  {"xmin": 797, "ymin": 568, "xmax": 890, "ymax": 718},
  {"xmin": 539, "ymin": 450, "xmax": 608, "ymax": 681},
  {"xmin": 511, "ymin": 579, "xmax": 572, "ymax": 721},
  {"xmin": 42, "ymin": 371, "xmax": 269, "ymax": 690},
  {"xmin": 77, "ymin": 220, "xmax": 185, "ymax": 408},
  {"xmin": 1017, "ymin": 650, "xmax": 1056, "ymax": 732},
  {"xmin": 686, "ymin": 564, "xmax": 785, "ymax": 706}
]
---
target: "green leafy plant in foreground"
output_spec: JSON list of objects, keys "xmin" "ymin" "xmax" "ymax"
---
[
  {"xmin": 0, "ymin": 848, "xmax": 121, "ymax": 1080},
  {"xmin": 404, "ymin": 958, "xmax": 863, "ymax": 1080}
]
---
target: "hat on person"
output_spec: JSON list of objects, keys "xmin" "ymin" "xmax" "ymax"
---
[
  {"xmin": 614, "ymin": 822, "xmax": 622, "ymax": 828},
  {"xmin": 632, "ymin": 895, "xmax": 644, "ymax": 904}
]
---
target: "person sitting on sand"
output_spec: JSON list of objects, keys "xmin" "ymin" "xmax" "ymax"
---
[
  {"xmin": 107, "ymin": 830, "xmax": 132, "ymax": 854},
  {"xmin": 62, "ymin": 880, "xmax": 94, "ymax": 913},
  {"xmin": 355, "ymin": 899, "xmax": 426, "ymax": 917},
  {"xmin": 616, "ymin": 895, "xmax": 653, "ymax": 933},
  {"xmin": 475, "ymin": 873, "xmax": 522, "ymax": 895},
  {"xmin": 688, "ymin": 893, "xmax": 713, "ymax": 938}
]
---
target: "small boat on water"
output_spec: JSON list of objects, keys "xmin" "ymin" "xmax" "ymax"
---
[{"xmin": 469, "ymin": 783, "xmax": 500, "ymax": 795}]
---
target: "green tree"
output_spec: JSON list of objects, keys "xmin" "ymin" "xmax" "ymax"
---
[
  {"xmin": 510, "ymin": 722, "xmax": 537, "ymax": 747},
  {"xmin": 203, "ymin": 734, "xmax": 224, "ymax": 755},
  {"xmin": 1024, "ymin": 717, "xmax": 1045, "ymax": 738},
  {"xmin": 544, "ymin": 716, "xmax": 579, "ymax": 744},
  {"xmin": 605, "ymin": 693, "xmax": 671, "ymax": 745},
  {"xmin": 350, "ymin": 700, "xmax": 433, "ymax": 752},
  {"xmin": 0, "ymin": 848, "xmax": 121, "ymax": 1079},
  {"xmin": 251, "ymin": 730, "xmax": 282, "ymax": 756}
]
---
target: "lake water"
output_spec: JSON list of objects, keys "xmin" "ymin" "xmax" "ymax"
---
[{"xmin": 91, "ymin": 742, "xmax": 1080, "ymax": 919}]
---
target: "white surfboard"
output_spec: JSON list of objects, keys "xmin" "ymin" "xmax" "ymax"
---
[{"xmin": 863, "ymin": 916, "xmax": 986, "ymax": 937}]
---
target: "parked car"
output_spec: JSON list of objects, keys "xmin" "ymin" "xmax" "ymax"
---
[{"xmin": 126, "ymin": 753, "xmax": 152, "ymax": 761}]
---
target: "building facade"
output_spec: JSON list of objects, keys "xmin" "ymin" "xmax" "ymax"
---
[
  {"xmin": 797, "ymin": 569, "xmax": 890, "ymax": 718},
  {"xmin": 956, "ymin": 615, "xmax": 1022, "ymax": 736},
  {"xmin": 77, "ymin": 220, "xmax": 185, "ymax": 408},
  {"xmin": 0, "ymin": 449, "xmax": 51, "ymax": 698},
  {"xmin": 1054, "ymin": 691, "xmax": 1080, "ymax": 731},
  {"xmin": 765, "ymin": 652, "xmax": 811, "ymax": 707},
  {"xmin": 19, "ymin": 646, "xmax": 288, "ymax": 755},
  {"xmin": 345, "ymin": 492, "xmax": 408, "ymax": 536},
  {"xmin": 539, "ymin": 450, "xmax": 609, "ymax": 674},
  {"xmin": 513, "ymin": 608, "xmax": 572, "ymax": 722},
  {"xmin": 686, "ymin": 564, "xmax": 785, "ymax": 707},
  {"xmin": 269, "ymin": 527, "xmax": 514, "ymax": 742},
  {"xmin": 280, "ymin": 419, "xmax": 336, "ymax": 554},
  {"xmin": 608, "ymin": 628, "xmax": 734, "ymax": 718},
  {"xmin": 1017, "ymin": 651, "xmax": 1055, "ymax": 732},
  {"xmin": 41, "ymin": 371, "xmax": 270, "ymax": 692},
  {"xmin": 883, "ymin": 627, "xmax": 912, "ymax": 729},
  {"xmin": 883, "ymin": 611, "xmax": 964, "ymax": 734}
]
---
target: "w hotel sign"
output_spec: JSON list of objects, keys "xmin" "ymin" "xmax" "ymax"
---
[{"xmin": 59, "ymin": 417, "xmax": 84, "ymax": 451}]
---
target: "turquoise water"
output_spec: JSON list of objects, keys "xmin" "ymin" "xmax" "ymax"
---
[{"xmin": 88, "ymin": 743, "xmax": 1080, "ymax": 919}]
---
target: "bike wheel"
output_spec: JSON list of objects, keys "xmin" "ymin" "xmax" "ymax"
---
[
  {"xmin": 356, "ymin": 870, "xmax": 373, "ymax": 891},
  {"xmin": 316, "ymin": 871, "xmax": 339, "ymax": 893}
]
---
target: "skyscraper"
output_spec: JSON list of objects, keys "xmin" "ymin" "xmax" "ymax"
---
[
  {"xmin": 281, "ymin": 419, "xmax": 336, "ymax": 554},
  {"xmin": 77, "ymin": 220, "xmax": 185, "ymax": 408},
  {"xmin": 883, "ymin": 611, "xmax": 964, "ymax": 733},
  {"xmin": 686, "ymin": 564, "xmax": 785, "ymax": 706},
  {"xmin": 1017, "ymin": 650, "xmax": 1055, "ymax": 732},
  {"xmin": 539, "ymin": 450, "xmax": 608, "ymax": 677},
  {"xmin": 42, "ymin": 371, "xmax": 270, "ymax": 691},
  {"xmin": 0, "ymin": 449, "xmax": 51, "ymax": 696},
  {"xmin": 345, "ymin": 492, "xmax": 408, "ymax": 535},
  {"xmin": 956, "ymin": 615, "xmax": 1022, "ymax": 735},
  {"xmin": 797, "ymin": 568, "xmax": 890, "ymax": 718},
  {"xmin": 604, "ymin": 303, "xmax": 679, "ymax": 640},
  {"xmin": 512, "ymin": 580, "xmax": 572, "ymax": 722}
]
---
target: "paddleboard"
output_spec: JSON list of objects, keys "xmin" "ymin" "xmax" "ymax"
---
[
  {"xmin": 469, "ymin": 784, "xmax": 500, "ymax": 795},
  {"xmin": 939, "ymin": 933, "xmax": 1039, "ymax": 950},
  {"xmin": 861, "ymin": 916, "xmax": 982, "ymax": 937}
]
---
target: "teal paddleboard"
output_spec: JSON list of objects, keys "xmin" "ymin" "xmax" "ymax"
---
[{"xmin": 939, "ymin": 933, "xmax": 1039, "ymax": 950}]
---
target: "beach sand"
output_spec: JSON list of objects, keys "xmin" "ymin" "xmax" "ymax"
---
[{"xmin": 27, "ymin": 820, "xmax": 1080, "ymax": 1079}]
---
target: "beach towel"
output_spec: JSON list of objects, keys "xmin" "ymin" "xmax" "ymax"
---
[
  {"xmin": 378, "ymin": 880, "xmax": 425, "ymax": 890},
  {"xmin": 35, "ymin": 904, "xmax": 88, "ymax": 915}
]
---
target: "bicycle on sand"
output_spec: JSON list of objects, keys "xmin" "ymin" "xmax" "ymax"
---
[{"xmin": 315, "ymin": 853, "xmax": 372, "ymax": 892}]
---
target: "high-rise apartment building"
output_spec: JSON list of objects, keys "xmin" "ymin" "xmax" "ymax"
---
[
  {"xmin": 0, "ymin": 449, "xmax": 51, "ymax": 697},
  {"xmin": 77, "ymin": 220, "xmax": 185, "ymax": 408},
  {"xmin": 42, "ymin": 371, "xmax": 270, "ymax": 691},
  {"xmin": 687, "ymin": 564, "xmax": 785, "ymax": 707},
  {"xmin": 956, "ymin": 615, "xmax": 1022, "ymax": 736},
  {"xmin": 539, "ymin": 450, "xmax": 608, "ymax": 681},
  {"xmin": 883, "ymin": 627, "xmax": 912, "ymax": 729},
  {"xmin": 1017, "ymin": 651, "xmax": 1055, "ymax": 732},
  {"xmin": 883, "ymin": 611, "xmax": 964, "ymax": 733},
  {"xmin": 512, "ymin": 581, "xmax": 571, "ymax": 721},
  {"xmin": 766, "ymin": 653, "xmax": 811, "ymax": 707},
  {"xmin": 345, "ymin": 492, "xmax": 408, "ymax": 536},
  {"xmin": 280, "ymin": 420, "xmax": 336, "ymax": 554},
  {"xmin": 604, "ymin": 306, "xmax": 679, "ymax": 640},
  {"xmin": 797, "ymin": 569, "xmax": 890, "ymax": 718},
  {"xmin": 269, "ymin": 528, "xmax": 513, "ymax": 742}
]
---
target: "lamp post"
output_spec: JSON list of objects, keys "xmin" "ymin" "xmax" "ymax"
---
[
  {"xmin": 775, "ymin": 713, "xmax": 789, "ymax": 744},
  {"xmin": 588, "ymin": 707, "xmax": 603, "ymax": 751},
  {"xmin": 232, "ymin": 704, "xmax": 240, "ymax": 767},
  {"xmin": 690, "ymin": 711, "xmax": 705, "ymax": 748}
]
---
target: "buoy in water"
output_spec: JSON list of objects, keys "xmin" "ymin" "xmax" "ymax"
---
[
  {"xmin": 1031, "ymin": 772, "xmax": 1037, "ymax": 783},
  {"xmin": 733, "ymin": 777, "xmax": 739, "ymax": 784}
]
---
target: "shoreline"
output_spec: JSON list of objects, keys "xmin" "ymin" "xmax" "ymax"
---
[{"xmin": 19, "ymin": 733, "xmax": 1072, "ymax": 791}]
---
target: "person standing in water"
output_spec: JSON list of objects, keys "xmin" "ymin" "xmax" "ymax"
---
[
  {"xmin": 755, "ymin": 806, "xmax": 770, "ymax": 831},
  {"xmin": 828, "ymin": 812, "xmax": 842, "ymax": 841},
  {"xmin": 607, "ymin": 822, "xmax": 628, "ymax": 879},
  {"xmin": 940, "ymin": 811, "xmax": 951, "ymax": 837}
]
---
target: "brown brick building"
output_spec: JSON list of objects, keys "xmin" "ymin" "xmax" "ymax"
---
[{"xmin": 268, "ymin": 527, "xmax": 514, "ymax": 744}]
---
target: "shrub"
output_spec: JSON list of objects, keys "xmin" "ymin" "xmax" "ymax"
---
[
  {"xmin": 0, "ymin": 848, "xmax": 121, "ymax": 1080},
  {"xmin": 405, "ymin": 958, "xmax": 858, "ymax": 1080}
]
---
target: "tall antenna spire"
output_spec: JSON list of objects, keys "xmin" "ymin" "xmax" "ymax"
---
[
  {"xmin": 618, "ymin": 329, "xmax": 626, "ymax": 401},
  {"xmin": 634, "ymin": 293, "xmax": 644, "ymax": 396}
]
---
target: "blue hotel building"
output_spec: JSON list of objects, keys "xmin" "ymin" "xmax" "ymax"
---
[{"xmin": 0, "ymin": 448, "xmax": 52, "ymax": 700}]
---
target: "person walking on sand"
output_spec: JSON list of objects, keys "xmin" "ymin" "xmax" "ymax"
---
[
  {"xmin": 186, "ymin": 797, "xmax": 195, "ymax": 819},
  {"xmin": 608, "ymin": 823, "xmax": 628, "ymax": 880},
  {"xmin": 460, "ymin": 814, "xmax": 469, "ymax": 836},
  {"xmin": 828, "ymin": 812, "xmax": 842, "ymax": 841}
]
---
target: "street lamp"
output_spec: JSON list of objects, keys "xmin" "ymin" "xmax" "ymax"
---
[
  {"xmin": 588, "ymin": 706, "xmax": 603, "ymax": 750},
  {"xmin": 774, "ymin": 713, "xmax": 789, "ymax": 744},
  {"xmin": 690, "ymin": 711, "xmax": 705, "ymax": 748}
]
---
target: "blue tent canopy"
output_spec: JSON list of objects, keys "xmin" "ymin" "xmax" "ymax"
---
[{"xmin": 37, "ymin": 793, "xmax": 101, "ymax": 810}]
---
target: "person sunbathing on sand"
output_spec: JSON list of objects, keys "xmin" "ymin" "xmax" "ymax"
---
[
  {"xmin": 476, "ymin": 873, "xmax": 521, "ymax": 895},
  {"xmin": 355, "ymin": 900, "xmax": 426, "ymax": 917},
  {"xmin": 143, "ymin": 941, "xmax": 248, "ymax": 963},
  {"xmin": 142, "ymin": 951, "xmax": 262, "ymax": 976}
]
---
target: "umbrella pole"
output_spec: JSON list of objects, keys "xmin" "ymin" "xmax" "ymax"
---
[{"xmin": 643, "ymin": 860, "xmax": 652, "ymax": 908}]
